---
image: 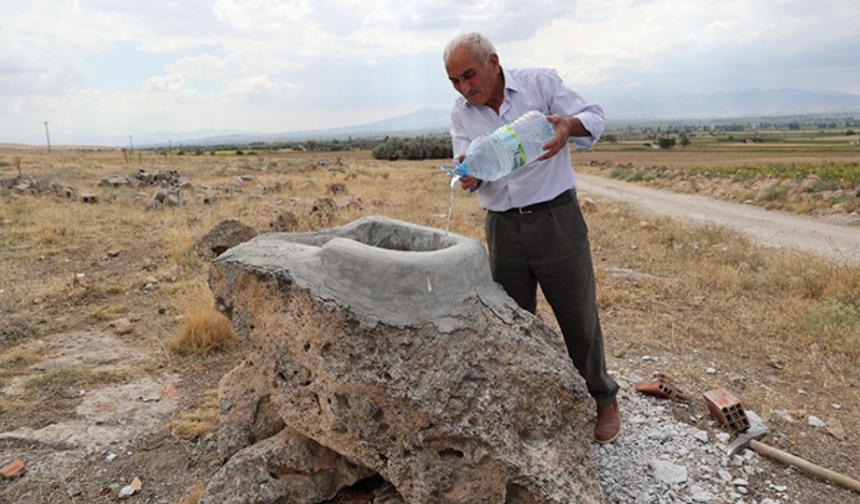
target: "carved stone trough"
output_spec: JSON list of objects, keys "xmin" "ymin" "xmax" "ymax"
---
[{"xmin": 204, "ymin": 215, "xmax": 605, "ymax": 504}]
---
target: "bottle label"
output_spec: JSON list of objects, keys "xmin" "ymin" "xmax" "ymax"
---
[{"xmin": 494, "ymin": 124, "xmax": 527, "ymax": 168}]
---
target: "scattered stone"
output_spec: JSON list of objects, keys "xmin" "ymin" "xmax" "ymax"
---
[
  {"xmin": 118, "ymin": 477, "xmax": 142, "ymax": 498},
  {"xmin": 269, "ymin": 210, "xmax": 298, "ymax": 232},
  {"xmin": 191, "ymin": 219, "xmax": 257, "ymax": 259},
  {"xmin": 326, "ymin": 182, "xmax": 347, "ymax": 196},
  {"xmin": 808, "ymin": 415, "xmax": 825, "ymax": 428},
  {"xmin": 67, "ymin": 483, "xmax": 82, "ymax": 497},
  {"xmin": 147, "ymin": 187, "xmax": 183, "ymax": 209},
  {"xmin": 607, "ymin": 267, "xmax": 658, "ymax": 284},
  {"xmin": 110, "ymin": 317, "xmax": 134, "ymax": 335},
  {"xmin": 81, "ymin": 193, "xmax": 99, "ymax": 204},
  {"xmin": 335, "ymin": 196, "xmax": 363, "ymax": 211},
  {"xmin": 99, "ymin": 175, "xmax": 133, "ymax": 188},
  {"xmin": 649, "ymin": 460, "xmax": 688, "ymax": 485},
  {"xmin": 136, "ymin": 169, "xmax": 182, "ymax": 187},
  {"xmin": 690, "ymin": 487, "xmax": 714, "ymax": 503},
  {"xmin": 309, "ymin": 196, "xmax": 338, "ymax": 226},
  {"xmin": 768, "ymin": 355, "xmax": 785, "ymax": 370},
  {"xmin": 825, "ymin": 418, "xmax": 846, "ymax": 440},
  {"xmin": 689, "ymin": 428, "xmax": 709, "ymax": 443},
  {"xmin": 772, "ymin": 409, "xmax": 796, "ymax": 423}
]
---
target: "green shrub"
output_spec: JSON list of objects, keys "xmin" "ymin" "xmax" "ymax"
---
[
  {"xmin": 805, "ymin": 298, "xmax": 858, "ymax": 337},
  {"xmin": 372, "ymin": 136, "xmax": 452, "ymax": 161}
]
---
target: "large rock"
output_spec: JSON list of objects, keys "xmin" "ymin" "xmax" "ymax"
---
[
  {"xmin": 206, "ymin": 216, "xmax": 604, "ymax": 504},
  {"xmin": 193, "ymin": 219, "xmax": 258, "ymax": 259}
]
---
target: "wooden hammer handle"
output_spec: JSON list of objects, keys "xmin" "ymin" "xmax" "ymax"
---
[{"xmin": 750, "ymin": 439, "xmax": 860, "ymax": 493}]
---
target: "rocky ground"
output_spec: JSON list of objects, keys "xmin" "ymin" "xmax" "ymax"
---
[{"xmin": 2, "ymin": 149, "xmax": 860, "ymax": 503}]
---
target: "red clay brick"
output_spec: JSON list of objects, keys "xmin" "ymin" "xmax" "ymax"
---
[
  {"xmin": 703, "ymin": 386, "xmax": 750, "ymax": 434},
  {"xmin": 0, "ymin": 459, "xmax": 25, "ymax": 479}
]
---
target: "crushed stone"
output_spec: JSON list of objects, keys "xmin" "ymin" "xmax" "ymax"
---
[{"xmin": 594, "ymin": 379, "xmax": 792, "ymax": 504}]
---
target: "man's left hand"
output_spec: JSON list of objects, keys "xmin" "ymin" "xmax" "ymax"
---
[{"xmin": 539, "ymin": 115, "xmax": 588, "ymax": 161}]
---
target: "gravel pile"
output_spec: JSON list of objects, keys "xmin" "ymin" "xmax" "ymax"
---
[{"xmin": 594, "ymin": 378, "xmax": 792, "ymax": 504}]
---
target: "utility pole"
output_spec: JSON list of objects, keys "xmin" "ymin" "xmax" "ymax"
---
[
  {"xmin": 128, "ymin": 135, "xmax": 134, "ymax": 152},
  {"xmin": 42, "ymin": 121, "xmax": 52, "ymax": 152}
]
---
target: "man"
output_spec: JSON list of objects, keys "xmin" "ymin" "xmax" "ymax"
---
[{"xmin": 443, "ymin": 32, "xmax": 621, "ymax": 444}]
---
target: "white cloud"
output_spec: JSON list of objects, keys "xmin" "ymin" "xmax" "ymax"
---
[
  {"xmin": 212, "ymin": 0, "xmax": 314, "ymax": 29},
  {"xmin": 224, "ymin": 75, "xmax": 298, "ymax": 103},
  {"xmin": 1, "ymin": 0, "xmax": 859, "ymax": 143},
  {"xmin": 142, "ymin": 74, "xmax": 203, "ymax": 104},
  {"xmin": 166, "ymin": 55, "xmax": 230, "ymax": 80}
]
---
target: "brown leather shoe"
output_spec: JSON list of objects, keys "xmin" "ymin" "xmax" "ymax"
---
[{"xmin": 594, "ymin": 399, "xmax": 621, "ymax": 444}]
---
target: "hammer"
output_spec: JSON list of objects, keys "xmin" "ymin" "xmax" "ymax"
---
[{"xmin": 727, "ymin": 410, "xmax": 860, "ymax": 494}]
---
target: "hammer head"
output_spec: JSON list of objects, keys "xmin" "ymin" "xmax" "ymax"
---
[{"xmin": 726, "ymin": 410, "xmax": 768, "ymax": 457}]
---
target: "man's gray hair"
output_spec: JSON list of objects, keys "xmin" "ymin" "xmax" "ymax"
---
[{"xmin": 443, "ymin": 32, "xmax": 497, "ymax": 65}]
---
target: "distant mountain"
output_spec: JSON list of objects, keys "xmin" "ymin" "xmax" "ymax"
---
[
  {"xmin": 348, "ymin": 107, "xmax": 451, "ymax": 133},
  {"xmin": 605, "ymin": 88, "xmax": 860, "ymax": 122},
  {"xmin": 165, "ymin": 108, "xmax": 452, "ymax": 147},
  {"xmin": 122, "ymin": 88, "xmax": 860, "ymax": 147}
]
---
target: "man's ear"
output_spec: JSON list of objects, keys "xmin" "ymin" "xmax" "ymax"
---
[{"xmin": 488, "ymin": 53, "xmax": 500, "ymax": 71}]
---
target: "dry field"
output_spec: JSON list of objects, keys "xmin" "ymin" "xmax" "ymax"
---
[{"xmin": 1, "ymin": 141, "xmax": 860, "ymax": 503}]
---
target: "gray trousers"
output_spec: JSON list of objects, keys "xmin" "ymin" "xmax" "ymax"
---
[{"xmin": 485, "ymin": 190, "xmax": 619, "ymax": 410}]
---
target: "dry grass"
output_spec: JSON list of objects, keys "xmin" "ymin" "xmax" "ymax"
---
[
  {"xmin": 168, "ymin": 282, "xmax": 239, "ymax": 356},
  {"xmin": 23, "ymin": 366, "xmax": 132, "ymax": 393},
  {"xmin": 2, "ymin": 144, "xmax": 860, "ymax": 502},
  {"xmin": 165, "ymin": 389, "xmax": 219, "ymax": 441}
]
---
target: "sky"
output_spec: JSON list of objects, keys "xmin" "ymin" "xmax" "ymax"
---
[{"xmin": 2, "ymin": 0, "xmax": 860, "ymax": 145}]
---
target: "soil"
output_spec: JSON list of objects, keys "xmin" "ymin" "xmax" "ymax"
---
[{"xmin": 2, "ymin": 159, "xmax": 860, "ymax": 503}]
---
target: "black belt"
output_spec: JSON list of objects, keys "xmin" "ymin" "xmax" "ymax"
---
[{"xmin": 494, "ymin": 190, "xmax": 575, "ymax": 215}]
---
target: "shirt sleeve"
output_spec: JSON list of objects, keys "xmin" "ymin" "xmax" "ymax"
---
[
  {"xmin": 449, "ymin": 107, "xmax": 472, "ymax": 159},
  {"xmin": 543, "ymin": 70, "xmax": 605, "ymax": 151}
]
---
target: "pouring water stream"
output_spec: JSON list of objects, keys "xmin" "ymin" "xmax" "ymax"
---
[{"xmin": 445, "ymin": 172, "xmax": 460, "ymax": 234}]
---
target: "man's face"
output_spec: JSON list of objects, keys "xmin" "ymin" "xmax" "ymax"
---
[{"xmin": 445, "ymin": 46, "xmax": 500, "ymax": 107}]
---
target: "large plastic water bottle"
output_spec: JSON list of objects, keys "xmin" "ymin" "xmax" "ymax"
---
[{"xmin": 444, "ymin": 110, "xmax": 555, "ymax": 182}]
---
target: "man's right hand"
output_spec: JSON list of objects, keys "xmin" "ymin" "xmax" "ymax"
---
[{"xmin": 452, "ymin": 155, "xmax": 481, "ymax": 190}]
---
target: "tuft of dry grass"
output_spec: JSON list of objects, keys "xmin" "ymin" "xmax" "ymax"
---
[
  {"xmin": 165, "ymin": 389, "xmax": 219, "ymax": 440},
  {"xmin": 87, "ymin": 303, "xmax": 131, "ymax": 322},
  {"xmin": 0, "ymin": 314, "xmax": 39, "ymax": 345},
  {"xmin": 169, "ymin": 283, "xmax": 239, "ymax": 356},
  {"xmin": 23, "ymin": 366, "xmax": 132, "ymax": 393},
  {"xmin": 0, "ymin": 349, "xmax": 41, "ymax": 369}
]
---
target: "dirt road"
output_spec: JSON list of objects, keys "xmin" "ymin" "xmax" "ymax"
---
[{"xmin": 576, "ymin": 173, "xmax": 860, "ymax": 266}]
